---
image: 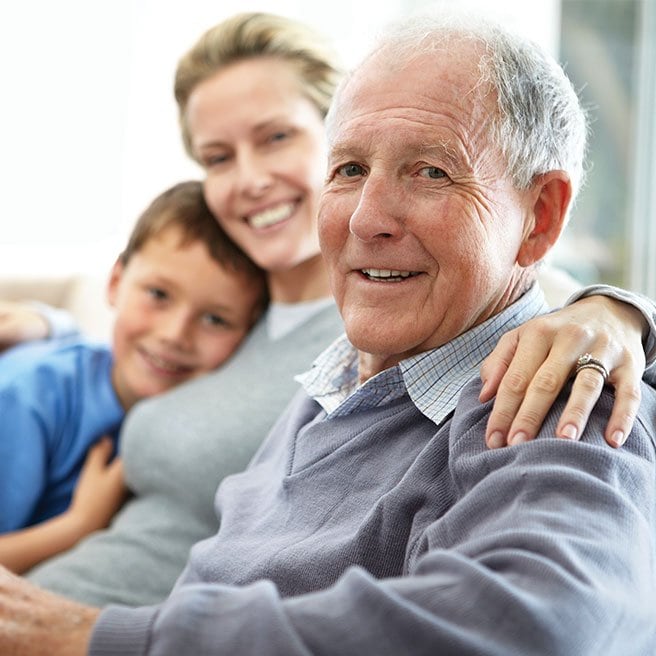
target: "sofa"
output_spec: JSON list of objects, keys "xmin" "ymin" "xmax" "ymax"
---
[{"xmin": 0, "ymin": 274, "xmax": 113, "ymax": 342}]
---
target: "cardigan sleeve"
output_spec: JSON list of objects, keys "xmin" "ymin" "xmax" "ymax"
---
[{"xmin": 90, "ymin": 383, "xmax": 656, "ymax": 656}]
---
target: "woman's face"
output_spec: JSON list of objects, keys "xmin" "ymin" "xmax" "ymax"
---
[{"xmin": 185, "ymin": 58, "xmax": 328, "ymax": 274}]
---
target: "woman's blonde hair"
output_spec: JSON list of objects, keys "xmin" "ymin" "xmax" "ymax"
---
[{"xmin": 174, "ymin": 12, "xmax": 342, "ymax": 158}]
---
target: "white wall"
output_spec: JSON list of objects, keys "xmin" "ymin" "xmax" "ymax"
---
[{"xmin": 0, "ymin": 0, "xmax": 559, "ymax": 277}]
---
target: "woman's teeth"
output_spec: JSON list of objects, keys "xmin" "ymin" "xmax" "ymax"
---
[{"xmin": 248, "ymin": 202, "xmax": 295, "ymax": 229}]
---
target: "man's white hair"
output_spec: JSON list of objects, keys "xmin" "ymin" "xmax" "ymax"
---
[{"xmin": 327, "ymin": 9, "xmax": 588, "ymax": 205}]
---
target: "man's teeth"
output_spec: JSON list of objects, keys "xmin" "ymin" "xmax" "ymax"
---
[
  {"xmin": 248, "ymin": 203, "xmax": 295, "ymax": 229},
  {"xmin": 361, "ymin": 268, "xmax": 419, "ymax": 281}
]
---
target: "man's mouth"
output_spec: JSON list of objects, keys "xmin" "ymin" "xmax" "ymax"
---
[
  {"xmin": 247, "ymin": 202, "xmax": 296, "ymax": 229},
  {"xmin": 361, "ymin": 268, "xmax": 420, "ymax": 282}
]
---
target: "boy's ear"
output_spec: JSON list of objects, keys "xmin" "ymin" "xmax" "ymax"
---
[
  {"xmin": 517, "ymin": 170, "xmax": 572, "ymax": 267},
  {"xmin": 106, "ymin": 258, "xmax": 125, "ymax": 308}
]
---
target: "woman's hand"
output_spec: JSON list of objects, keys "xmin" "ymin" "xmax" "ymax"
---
[
  {"xmin": 482, "ymin": 295, "xmax": 646, "ymax": 449},
  {"xmin": 0, "ymin": 300, "xmax": 49, "ymax": 351},
  {"xmin": 67, "ymin": 436, "xmax": 127, "ymax": 535}
]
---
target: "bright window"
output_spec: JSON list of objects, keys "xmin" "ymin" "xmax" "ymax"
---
[
  {"xmin": 2, "ymin": 0, "xmax": 652, "ymax": 298},
  {"xmin": 555, "ymin": 0, "xmax": 655, "ymax": 296}
]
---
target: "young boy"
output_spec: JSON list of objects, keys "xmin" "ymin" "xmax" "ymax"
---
[{"xmin": 0, "ymin": 180, "xmax": 267, "ymax": 572}]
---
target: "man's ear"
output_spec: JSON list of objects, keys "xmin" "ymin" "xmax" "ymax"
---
[
  {"xmin": 106, "ymin": 258, "xmax": 125, "ymax": 308},
  {"xmin": 517, "ymin": 170, "xmax": 572, "ymax": 267}
]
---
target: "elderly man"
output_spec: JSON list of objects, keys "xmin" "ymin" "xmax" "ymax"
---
[{"xmin": 1, "ymin": 11, "xmax": 655, "ymax": 656}]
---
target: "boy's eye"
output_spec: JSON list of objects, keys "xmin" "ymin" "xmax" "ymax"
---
[
  {"xmin": 338, "ymin": 163, "xmax": 365, "ymax": 178},
  {"xmin": 203, "ymin": 313, "xmax": 229, "ymax": 328},
  {"xmin": 147, "ymin": 287, "xmax": 168, "ymax": 301}
]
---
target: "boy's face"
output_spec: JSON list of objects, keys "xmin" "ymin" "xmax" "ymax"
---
[{"xmin": 107, "ymin": 225, "xmax": 263, "ymax": 410}]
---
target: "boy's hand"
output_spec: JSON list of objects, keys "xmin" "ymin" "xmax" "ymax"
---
[{"xmin": 67, "ymin": 437, "xmax": 127, "ymax": 536}]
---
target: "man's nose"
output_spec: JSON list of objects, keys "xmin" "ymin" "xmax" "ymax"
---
[{"xmin": 348, "ymin": 176, "xmax": 404, "ymax": 242}]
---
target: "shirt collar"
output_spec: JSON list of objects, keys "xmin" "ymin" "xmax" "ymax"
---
[{"xmin": 296, "ymin": 284, "xmax": 548, "ymax": 425}]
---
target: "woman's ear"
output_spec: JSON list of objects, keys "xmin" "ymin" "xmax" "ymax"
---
[
  {"xmin": 517, "ymin": 170, "xmax": 572, "ymax": 267},
  {"xmin": 106, "ymin": 258, "xmax": 125, "ymax": 308}
]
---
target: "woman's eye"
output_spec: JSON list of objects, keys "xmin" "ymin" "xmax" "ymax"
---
[
  {"xmin": 206, "ymin": 153, "xmax": 229, "ymax": 166},
  {"xmin": 419, "ymin": 166, "xmax": 447, "ymax": 179},
  {"xmin": 337, "ymin": 163, "xmax": 365, "ymax": 178},
  {"xmin": 268, "ymin": 131, "xmax": 289, "ymax": 143}
]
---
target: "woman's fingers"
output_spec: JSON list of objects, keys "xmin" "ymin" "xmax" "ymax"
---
[
  {"xmin": 484, "ymin": 320, "xmax": 564, "ymax": 448},
  {"xmin": 483, "ymin": 297, "xmax": 646, "ymax": 449},
  {"xmin": 479, "ymin": 331, "xmax": 519, "ymax": 403}
]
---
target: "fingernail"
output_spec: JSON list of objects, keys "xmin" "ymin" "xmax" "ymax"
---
[
  {"xmin": 487, "ymin": 431, "xmax": 505, "ymax": 449},
  {"xmin": 479, "ymin": 379, "xmax": 489, "ymax": 401},
  {"xmin": 559, "ymin": 424, "xmax": 578, "ymax": 440},
  {"xmin": 509, "ymin": 431, "xmax": 528, "ymax": 445},
  {"xmin": 611, "ymin": 430, "xmax": 626, "ymax": 447}
]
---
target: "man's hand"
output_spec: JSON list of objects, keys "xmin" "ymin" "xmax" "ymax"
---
[
  {"xmin": 0, "ymin": 565, "xmax": 99, "ymax": 655},
  {"xmin": 482, "ymin": 295, "xmax": 645, "ymax": 448},
  {"xmin": 0, "ymin": 301, "xmax": 49, "ymax": 352}
]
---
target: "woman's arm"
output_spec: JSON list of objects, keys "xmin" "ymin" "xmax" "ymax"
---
[
  {"xmin": 0, "ymin": 300, "xmax": 79, "ymax": 351},
  {"xmin": 0, "ymin": 301, "xmax": 50, "ymax": 351},
  {"xmin": 0, "ymin": 438, "xmax": 126, "ymax": 574},
  {"xmin": 483, "ymin": 289, "xmax": 654, "ymax": 448}
]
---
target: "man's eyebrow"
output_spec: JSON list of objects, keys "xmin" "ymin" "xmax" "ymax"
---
[
  {"xmin": 327, "ymin": 138, "xmax": 468, "ymax": 171},
  {"xmin": 327, "ymin": 143, "xmax": 362, "ymax": 162},
  {"xmin": 418, "ymin": 141, "xmax": 462, "ymax": 168}
]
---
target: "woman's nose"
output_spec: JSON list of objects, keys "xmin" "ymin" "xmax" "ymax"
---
[{"xmin": 234, "ymin": 151, "xmax": 274, "ymax": 197}]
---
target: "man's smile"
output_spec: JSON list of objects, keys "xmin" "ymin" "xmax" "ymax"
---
[{"xmin": 360, "ymin": 268, "xmax": 421, "ymax": 281}]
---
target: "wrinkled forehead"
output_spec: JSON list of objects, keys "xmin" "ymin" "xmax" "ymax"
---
[{"xmin": 327, "ymin": 42, "xmax": 495, "ymax": 154}]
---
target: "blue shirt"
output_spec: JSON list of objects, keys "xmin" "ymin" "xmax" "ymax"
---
[{"xmin": 0, "ymin": 338, "xmax": 124, "ymax": 531}]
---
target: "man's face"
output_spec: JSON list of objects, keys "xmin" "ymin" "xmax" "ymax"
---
[{"xmin": 318, "ymin": 44, "xmax": 535, "ymax": 378}]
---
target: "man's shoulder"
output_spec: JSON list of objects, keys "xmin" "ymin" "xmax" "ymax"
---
[
  {"xmin": 632, "ymin": 381, "xmax": 656, "ymax": 449},
  {"xmin": 450, "ymin": 376, "xmax": 656, "ymax": 455},
  {"xmin": 449, "ymin": 378, "xmax": 490, "ymax": 437}
]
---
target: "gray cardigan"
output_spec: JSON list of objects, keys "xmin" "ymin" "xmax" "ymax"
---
[{"xmin": 90, "ymin": 378, "xmax": 656, "ymax": 655}]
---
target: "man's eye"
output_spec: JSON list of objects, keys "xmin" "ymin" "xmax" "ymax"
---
[
  {"xmin": 338, "ymin": 163, "xmax": 365, "ymax": 177},
  {"xmin": 419, "ymin": 166, "xmax": 447, "ymax": 179}
]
